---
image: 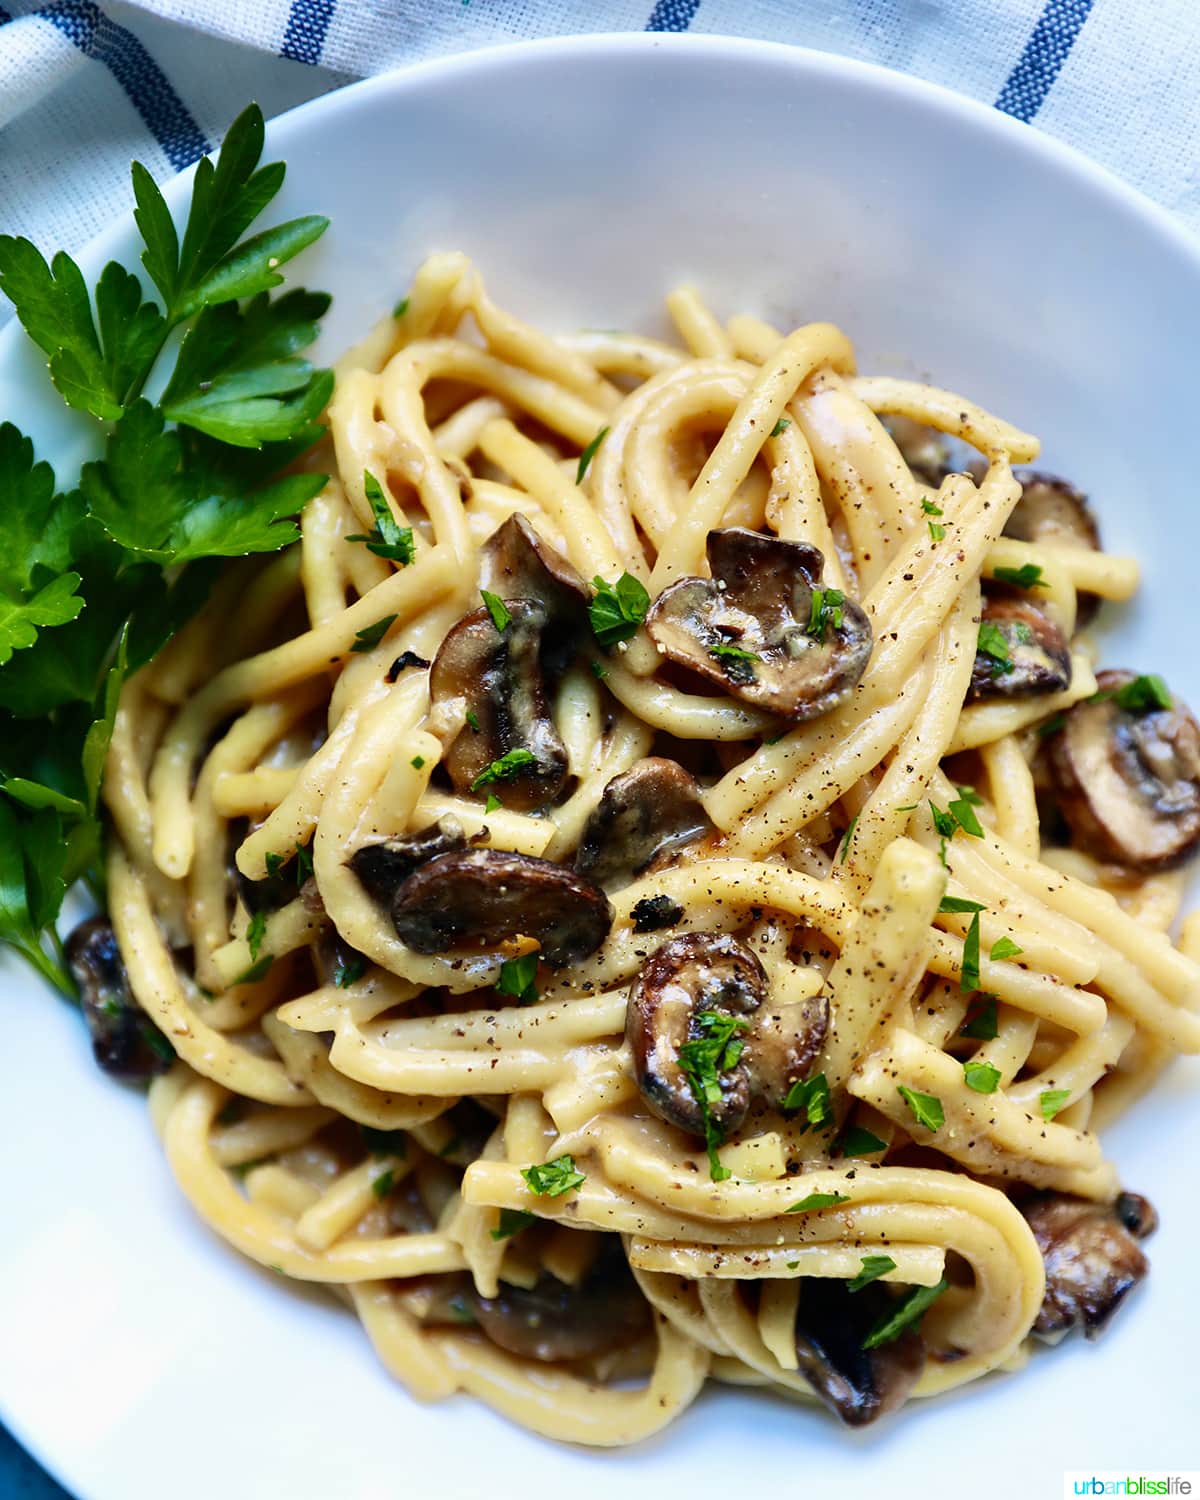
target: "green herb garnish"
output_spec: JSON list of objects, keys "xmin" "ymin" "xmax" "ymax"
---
[
  {"xmin": 484, "ymin": 792, "xmax": 502, "ymax": 814},
  {"xmin": 371, "ymin": 1168, "xmax": 394, "ymax": 1199},
  {"xmin": 575, "ymin": 425, "xmax": 609, "ymax": 484},
  {"xmin": 921, "ymin": 499, "xmax": 943, "ymax": 517},
  {"xmin": 989, "ymin": 936, "xmax": 1023, "ymax": 961},
  {"xmin": 1114, "ymin": 674, "xmax": 1172, "ymax": 713},
  {"xmin": 977, "ymin": 620, "xmax": 1013, "ymax": 676},
  {"xmin": 837, "ymin": 1126, "xmax": 888, "ymax": 1158},
  {"xmin": 234, "ymin": 953, "xmax": 274, "ymax": 986},
  {"xmin": 939, "ymin": 895, "xmax": 986, "ymax": 914},
  {"xmin": 993, "ymin": 563, "xmax": 1045, "ymax": 589},
  {"xmin": 947, "ymin": 795, "xmax": 984, "ymax": 838},
  {"xmin": 928, "ymin": 521, "xmax": 946, "ymax": 541},
  {"xmin": 346, "ymin": 471, "xmax": 414, "ymax": 563},
  {"xmin": 489, "ymin": 1207, "xmax": 535, "ymax": 1241},
  {"xmin": 589, "ymin": 572, "xmax": 650, "ymax": 647},
  {"xmin": 393, "ymin": 296, "xmax": 409, "ymax": 318},
  {"xmin": 963, "ymin": 1059, "xmax": 1001, "ymax": 1094},
  {"xmin": 961, "ymin": 911, "xmax": 982, "ymax": 993},
  {"xmin": 351, "ymin": 614, "xmax": 397, "ymax": 653},
  {"xmin": 807, "ymin": 587, "xmax": 845, "ymax": 638},
  {"xmin": 839, "ymin": 813, "xmax": 860, "ymax": 865},
  {"xmin": 480, "ymin": 589, "xmax": 511, "ymax": 633},
  {"xmin": 677, "ymin": 1009, "xmax": 750, "ymax": 1181},
  {"xmin": 769, "ymin": 417, "xmax": 791, "ymax": 437},
  {"xmin": 783, "ymin": 1072, "xmax": 832, "ymax": 1129},
  {"xmin": 334, "ymin": 955, "xmax": 366, "ymax": 988},
  {"xmin": 862, "ymin": 1278, "xmax": 948, "ymax": 1349},
  {"xmin": 1039, "ymin": 1088, "xmax": 1072, "ymax": 1120},
  {"xmin": 496, "ymin": 952, "xmax": 538, "ymax": 1005},
  {"xmin": 246, "ymin": 909, "xmax": 267, "ymax": 961},
  {"xmin": 520, "ymin": 1154, "xmax": 586, "ymax": 1197},
  {"xmin": 471, "ymin": 748, "xmax": 537, "ymax": 790},
  {"xmin": 848, "ymin": 1254, "xmax": 897, "ymax": 1292},
  {"xmin": 785, "ymin": 1190, "xmax": 850, "ymax": 1213},
  {"xmin": 960, "ymin": 996, "xmax": 999, "ymax": 1040},
  {"xmin": 898, "ymin": 1085, "xmax": 944, "ymax": 1132}
]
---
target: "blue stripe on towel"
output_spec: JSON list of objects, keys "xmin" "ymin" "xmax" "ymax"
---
[
  {"xmin": 645, "ymin": 0, "xmax": 701, "ymax": 32},
  {"xmin": 995, "ymin": 0, "xmax": 1095, "ymax": 122},
  {"xmin": 34, "ymin": 0, "xmax": 209, "ymax": 166},
  {"xmin": 281, "ymin": 0, "xmax": 336, "ymax": 65}
]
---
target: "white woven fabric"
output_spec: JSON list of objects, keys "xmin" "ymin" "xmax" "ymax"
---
[{"xmin": 0, "ymin": 0, "xmax": 1197, "ymax": 305}]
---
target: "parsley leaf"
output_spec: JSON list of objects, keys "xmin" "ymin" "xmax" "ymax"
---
[
  {"xmin": 520, "ymin": 1154, "xmax": 586, "ymax": 1197},
  {"xmin": 783, "ymin": 1072, "xmax": 832, "ymax": 1128},
  {"xmin": 961, "ymin": 911, "xmax": 982, "ymax": 993},
  {"xmin": 837, "ymin": 1126, "xmax": 887, "ymax": 1158},
  {"xmin": 370, "ymin": 1168, "xmax": 395, "ymax": 1200},
  {"xmin": 963, "ymin": 1059, "xmax": 1001, "ymax": 1094},
  {"xmin": 471, "ymin": 749, "xmax": 537, "ymax": 790},
  {"xmin": 246, "ymin": 909, "xmax": 267, "ymax": 961},
  {"xmin": 947, "ymin": 795, "xmax": 984, "ymax": 838},
  {"xmin": 1037, "ymin": 712, "xmax": 1067, "ymax": 739},
  {"xmin": 769, "ymin": 417, "xmax": 791, "ymax": 437},
  {"xmin": 234, "ymin": 953, "xmax": 274, "ymax": 986},
  {"xmin": 977, "ymin": 620, "xmax": 1013, "ymax": 676},
  {"xmin": 484, "ymin": 792, "xmax": 502, "ymax": 814},
  {"xmin": 939, "ymin": 895, "xmax": 986, "ymax": 914},
  {"xmin": 334, "ymin": 955, "xmax": 366, "ymax": 988},
  {"xmin": 989, "ymin": 936, "xmax": 1023, "ymax": 961},
  {"xmin": 480, "ymin": 590, "xmax": 511, "ymax": 633},
  {"xmin": 677, "ymin": 1009, "xmax": 750, "ymax": 1181},
  {"xmin": 1039, "ymin": 1088, "xmax": 1073, "ymax": 1121},
  {"xmin": 807, "ymin": 588, "xmax": 845, "ymax": 638},
  {"xmin": 490, "ymin": 1207, "xmax": 535, "ymax": 1241},
  {"xmin": 709, "ymin": 641, "xmax": 758, "ymax": 682},
  {"xmin": 350, "ymin": 615, "xmax": 397, "ymax": 654},
  {"xmin": 928, "ymin": 520, "xmax": 946, "ymax": 541},
  {"xmin": 496, "ymin": 952, "xmax": 539, "ymax": 1005},
  {"xmin": 848, "ymin": 1254, "xmax": 897, "ymax": 1292},
  {"xmin": 929, "ymin": 801, "xmax": 957, "ymax": 839},
  {"xmin": 992, "ymin": 563, "xmax": 1045, "ymax": 589},
  {"xmin": 361, "ymin": 1126, "xmax": 407, "ymax": 1156},
  {"xmin": 898, "ymin": 1085, "xmax": 944, "ymax": 1132},
  {"xmin": 921, "ymin": 499, "xmax": 943, "ymax": 517},
  {"xmin": 960, "ymin": 996, "xmax": 999, "ymax": 1040},
  {"xmin": 1114, "ymin": 674, "xmax": 1172, "ymax": 714},
  {"xmin": 589, "ymin": 572, "xmax": 650, "ymax": 647},
  {"xmin": 785, "ymin": 1190, "xmax": 850, "ymax": 1213},
  {"xmin": 575, "ymin": 426, "xmax": 609, "ymax": 484},
  {"xmin": 862, "ymin": 1278, "xmax": 948, "ymax": 1349},
  {"xmin": 345, "ymin": 470, "xmax": 414, "ymax": 563},
  {"xmin": 839, "ymin": 813, "xmax": 860, "ymax": 865}
]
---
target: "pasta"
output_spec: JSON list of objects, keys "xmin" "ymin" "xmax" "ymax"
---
[{"xmin": 77, "ymin": 255, "xmax": 1200, "ymax": 1443}]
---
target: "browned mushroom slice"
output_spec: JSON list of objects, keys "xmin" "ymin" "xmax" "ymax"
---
[
  {"xmin": 65, "ymin": 917, "xmax": 174, "ymax": 1079},
  {"xmin": 390, "ymin": 848, "xmax": 612, "ymax": 966},
  {"xmin": 482, "ymin": 514, "xmax": 589, "ymax": 676},
  {"xmin": 793, "ymin": 1278, "xmax": 925, "ymax": 1427},
  {"xmin": 473, "ymin": 1250, "xmax": 651, "ymax": 1362},
  {"xmin": 969, "ymin": 596, "xmax": 1071, "ymax": 700},
  {"xmin": 429, "ymin": 599, "xmax": 568, "ymax": 812},
  {"xmin": 645, "ymin": 528, "xmax": 872, "ymax": 721},
  {"xmin": 1021, "ymin": 1190, "xmax": 1157, "ymax": 1341},
  {"xmin": 574, "ymin": 757, "xmax": 713, "ymax": 889},
  {"xmin": 349, "ymin": 818, "xmax": 467, "ymax": 905},
  {"xmin": 1003, "ymin": 470, "xmax": 1102, "ymax": 626},
  {"xmin": 1048, "ymin": 669, "xmax": 1200, "ymax": 869},
  {"xmin": 626, "ymin": 932, "xmax": 828, "ymax": 1136}
]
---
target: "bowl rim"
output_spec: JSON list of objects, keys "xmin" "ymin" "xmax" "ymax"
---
[{"xmin": 2, "ymin": 29, "xmax": 1198, "ymax": 1500}]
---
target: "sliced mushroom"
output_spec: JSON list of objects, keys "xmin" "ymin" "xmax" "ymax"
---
[
  {"xmin": 645, "ymin": 528, "xmax": 872, "ymax": 720},
  {"xmin": 472, "ymin": 1249, "xmax": 650, "ymax": 1362},
  {"xmin": 430, "ymin": 600, "xmax": 568, "ymax": 811},
  {"xmin": 65, "ymin": 917, "xmax": 174, "ymax": 1079},
  {"xmin": 482, "ymin": 514, "xmax": 590, "ymax": 676},
  {"xmin": 349, "ymin": 817, "xmax": 467, "ymax": 905},
  {"xmin": 794, "ymin": 1278, "xmax": 925, "ymax": 1426},
  {"xmin": 574, "ymin": 758, "xmax": 712, "ymax": 889},
  {"xmin": 630, "ymin": 893, "xmax": 685, "ymax": 934},
  {"xmin": 969, "ymin": 596, "xmax": 1072, "ymax": 700},
  {"xmin": 390, "ymin": 848, "xmax": 612, "ymax": 966},
  {"xmin": 626, "ymin": 932, "xmax": 828, "ymax": 1136},
  {"xmin": 1003, "ymin": 470, "xmax": 1102, "ymax": 627},
  {"xmin": 1048, "ymin": 669, "xmax": 1200, "ymax": 868},
  {"xmin": 1021, "ymin": 1190, "xmax": 1157, "ymax": 1341},
  {"xmin": 883, "ymin": 415, "xmax": 952, "ymax": 487}
]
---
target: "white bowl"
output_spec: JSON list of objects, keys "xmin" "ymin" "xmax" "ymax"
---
[{"xmin": 2, "ymin": 34, "xmax": 1198, "ymax": 1500}]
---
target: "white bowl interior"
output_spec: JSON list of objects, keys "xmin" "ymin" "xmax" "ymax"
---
[{"xmin": 2, "ymin": 35, "xmax": 1198, "ymax": 1500}]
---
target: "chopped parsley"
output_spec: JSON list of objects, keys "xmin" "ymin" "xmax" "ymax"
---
[
  {"xmin": 989, "ymin": 935, "xmax": 1023, "ymax": 961},
  {"xmin": 961, "ymin": 911, "xmax": 982, "ymax": 993},
  {"xmin": 955, "ymin": 784, "xmax": 984, "ymax": 806},
  {"xmin": 862, "ymin": 1278, "xmax": 948, "ymax": 1350},
  {"xmin": 1039, "ymin": 1088, "xmax": 1072, "ymax": 1121},
  {"xmin": 520, "ymin": 1154, "xmax": 586, "ymax": 1197},
  {"xmin": 631, "ymin": 894, "xmax": 684, "ymax": 933},
  {"xmin": 939, "ymin": 895, "xmax": 986, "ymax": 914},
  {"xmin": 265, "ymin": 843, "xmax": 312, "ymax": 886},
  {"xmin": 786, "ymin": 1190, "xmax": 850, "ymax": 1214},
  {"xmin": 393, "ymin": 296, "xmax": 409, "ymax": 318},
  {"xmin": 837, "ymin": 1126, "xmax": 888, "ymax": 1158},
  {"xmin": 234, "ymin": 953, "xmax": 274, "ymax": 986},
  {"xmin": 465, "ymin": 708, "xmax": 481, "ymax": 732},
  {"xmin": 963, "ymin": 1059, "xmax": 1001, "ymax": 1094},
  {"xmin": 947, "ymin": 794, "xmax": 984, "ymax": 838},
  {"xmin": 1114, "ymin": 674, "xmax": 1172, "ymax": 714},
  {"xmin": 929, "ymin": 801, "xmax": 957, "ymax": 840},
  {"xmin": 471, "ymin": 748, "xmax": 537, "ymax": 790},
  {"xmin": 480, "ymin": 589, "xmax": 511, "ymax": 633},
  {"xmin": 334, "ymin": 955, "xmax": 366, "ymax": 988},
  {"xmin": 783, "ymin": 1071, "xmax": 832, "ymax": 1129},
  {"xmin": 295, "ymin": 843, "xmax": 314, "ymax": 883},
  {"xmin": 370, "ymin": 1168, "xmax": 394, "ymax": 1199},
  {"xmin": 361, "ymin": 1126, "xmax": 408, "ymax": 1156},
  {"xmin": 346, "ymin": 471, "xmax": 414, "ymax": 563},
  {"xmin": 677, "ymin": 1009, "xmax": 750, "ymax": 1181},
  {"xmin": 490, "ymin": 1207, "xmax": 535, "ymax": 1241},
  {"xmin": 496, "ymin": 952, "xmax": 538, "ymax": 1005},
  {"xmin": 993, "ymin": 563, "xmax": 1045, "ymax": 589},
  {"xmin": 898, "ymin": 1085, "xmax": 944, "ymax": 1132},
  {"xmin": 921, "ymin": 499, "xmax": 943, "ymax": 517},
  {"xmin": 769, "ymin": 417, "xmax": 791, "ymax": 437},
  {"xmin": 960, "ymin": 996, "xmax": 999, "ymax": 1040},
  {"xmin": 848, "ymin": 1254, "xmax": 897, "ymax": 1292},
  {"xmin": 589, "ymin": 659, "xmax": 609, "ymax": 680},
  {"xmin": 1037, "ymin": 712, "xmax": 1067, "ymax": 739},
  {"xmin": 351, "ymin": 614, "xmax": 398, "ymax": 653},
  {"xmin": 977, "ymin": 620, "xmax": 1013, "ymax": 676},
  {"xmin": 807, "ymin": 587, "xmax": 845, "ymax": 638},
  {"xmin": 928, "ymin": 520, "xmax": 946, "ymax": 541},
  {"xmin": 839, "ymin": 813, "xmax": 860, "ymax": 865},
  {"xmin": 709, "ymin": 640, "xmax": 758, "ymax": 682},
  {"xmin": 575, "ymin": 425, "xmax": 609, "ymax": 484},
  {"xmin": 410, "ymin": 754, "xmax": 425, "ymax": 770},
  {"xmin": 484, "ymin": 792, "xmax": 502, "ymax": 814},
  {"xmin": 589, "ymin": 571, "xmax": 650, "ymax": 647},
  {"xmin": 246, "ymin": 909, "xmax": 267, "ymax": 961}
]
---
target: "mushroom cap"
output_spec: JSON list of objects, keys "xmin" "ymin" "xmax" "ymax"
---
[
  {"xmin": 1022, "ymin": 1190, "xmax": 1156, "ymax": 1341},
  {"xmin": 626, "ymin": 931, "xmax": 828, "ymax": 1137},
  {"xmin": 574, "ymin": 757, "xmax": 712, "ymax": 890},
  {"xmin": 884, "ymin": 414, "xmax": 951, "ymax": 488},
  {"xmin": 793, "ymin": 1277, "xmax": 925, "ymax": 1426},
  {"xmin": 65, "ymin": 916, "xmax": 173, "ymax": 1079},
  {"xmin": 1004, "ymin": 470, "xmax": 1101, "ymax": 627},
  {"xmin": 482, "ymin": 514, "xmax": 590, "ymax": 676},
  {"xmin": 472, "ymin": 1250, "xmax": 651, "ymax": 1362},
  {"xmin": 430, "ymin": 600, "xmax": 569, "ymax": 812},
  {"xmin": 645, "ymin": 528, "xmax": 872, "ymax": 721},
  {"xmin": 348, "ymin": 818, "xmax": 467, "ymax": 905},
  {"xmin": 1048, "ymin": 669, "xmax": 1200, "ymax": 869},
  {"xmin": 390, "ymin": 847, "xmax": 613, "ymax": 967},
  {"xmin": 969, "ymin": 596, "xmax": 1072, "ymax": 700}
]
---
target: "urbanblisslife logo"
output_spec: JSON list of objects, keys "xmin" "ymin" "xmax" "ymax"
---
[{"xmin": 1064, "ymin": 1477, "xmax": 1197, "ymax": 1497}]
